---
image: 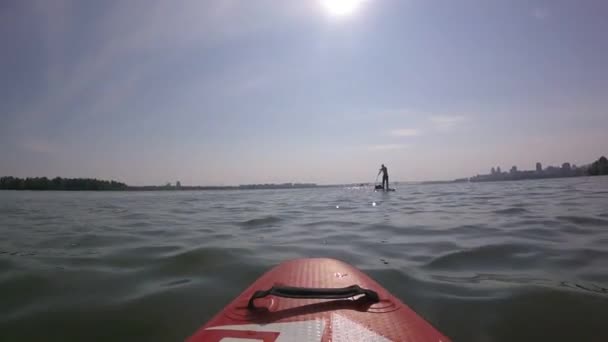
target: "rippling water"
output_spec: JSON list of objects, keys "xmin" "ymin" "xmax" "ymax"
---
[{"xmin": 1, "ymin": 176, "xmax": 607, "ymax": 341}]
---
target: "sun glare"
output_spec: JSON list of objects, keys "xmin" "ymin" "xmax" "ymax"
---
[{"xmin": 320, "ymin": 0, "xmax": 367, "ymax": 17}]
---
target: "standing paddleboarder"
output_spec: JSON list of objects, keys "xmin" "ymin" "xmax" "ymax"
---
[{"xmin": 378, "ymin": 164, "xmax": 389, "ymax": 191}]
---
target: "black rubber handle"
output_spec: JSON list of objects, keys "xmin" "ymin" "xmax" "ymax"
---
[{"xmin": 248, "ymin": 284, "xmax": 379, "ymax": 309}]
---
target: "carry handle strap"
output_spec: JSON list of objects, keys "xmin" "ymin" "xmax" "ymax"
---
[{"xmin": 248, "ymin": 284, "xmax": 379, "ymax": 310}]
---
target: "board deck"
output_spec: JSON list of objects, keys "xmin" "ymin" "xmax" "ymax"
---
[{"xmin": 188, "ymin": 258, "xmax": 450, "ymax": 342}]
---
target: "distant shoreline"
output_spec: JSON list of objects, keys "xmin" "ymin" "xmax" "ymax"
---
[
  {"xmin": 124, "ymin": 183, "xmax": 333, "ymax": 191},
  {"xmin": 0, "ymin": 177, "xmax": 332, "ymax": 191},
  {"xmin": 468, "ymin": 156, "xmax": 607, "ymax": 183},
  {"xmin": 1, "ymin": 156, "xmax": 605, "ymax": 191},
  {"xmin": 424, "ymin": 155, "xmax": 608, "ymax": 184},
  {"xmin": 421, "ymin": 174, "xmax": 608, "ymax": 185}
]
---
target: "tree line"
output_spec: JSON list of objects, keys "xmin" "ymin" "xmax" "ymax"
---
[
  {"xmin": 1, "ymin": 156, "xmax": 605, "ymax": 191},
  {"xmin": 588, "ymin": 156, "xmax": 608, "ymax": 176},
  {"xmin": 0, "ymin": 177, "xmax": 127, "ymax": 190}
]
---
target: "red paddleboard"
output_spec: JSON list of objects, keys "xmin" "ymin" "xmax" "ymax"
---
[{"xmin": 188, "ymin": 258, "xmax": 450, "ymax": 342}]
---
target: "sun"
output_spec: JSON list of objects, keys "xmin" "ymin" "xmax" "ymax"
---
[{"xmin": 320, "ymin": 0, "xmax": 367, "ymax": 17}]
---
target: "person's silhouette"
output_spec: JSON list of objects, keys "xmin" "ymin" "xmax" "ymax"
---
[{"xmin": 378, "ymin": 164, "xmax": 389, "ymax": 190}]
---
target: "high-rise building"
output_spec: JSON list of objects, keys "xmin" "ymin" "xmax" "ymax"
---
[
  {"xmin": 497, "ymin": 166, "xmax": 501, "ymax": 174},
  {"xmin": 536, "ymin": 162, "xmax": 542, "ymax": 172},
  {"xmin": 491, "ymin": 167, "xmax": 496, "ymax": 175},
  {"xmin": 510, "ymin": 166, "xmax": 518, "ymax": 174}
]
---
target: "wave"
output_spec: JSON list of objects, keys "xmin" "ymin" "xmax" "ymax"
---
[
  {"xmin": 424, "ymin": 244, "xmax": 538, "ymax": 270},
  {"xmin": 169, "ymin": 208, "xmax": 200, "ymax": 214},
  {"xmin": 432, "ymin": 273, "xmax": 608, "ymax": 296},
  {"xmin": 560, "ymin": 281, "xmax": 608, "ymax": 295},
  {"xmin": 300, "ymin": 220, "xmax": 362, "ymax": 228},
  {"xmin": 141, "ymin": 246, "xmax": 258, "ymax": 276},
  {"xmin": 556, "ymin": 216, "xmax": 608, "ymax": 226},
  {"xmin": 470, "ymin": 194, "xmax": 501, "ymax": 199},
  {"xmin": 238, "ymin": 216, "xmax": 283, "ymax": 227},
  {"xmin": 493, "ymin": 207, "xmax": 530, "ymax": 215},
  {"xmin": 514, "ymin": 227, "xmax": 561, "ymax": 241},
  {"xmin": 1, "ymin": 177, "xmax": 608, "ymax": 341},
  {"xmin": 450, "ymin": 224, "xmax": 501, "ymax": 236}
]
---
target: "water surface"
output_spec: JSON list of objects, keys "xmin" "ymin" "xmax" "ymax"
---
[{"xmin": 1, "ymin": 176, "xmax": 607, "ymax": 341}]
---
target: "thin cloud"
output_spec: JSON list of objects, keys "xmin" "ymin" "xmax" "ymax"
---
[
  {"xmin": 390, "ymin": 128, "xmax": 421, "ymax": 137},
  {"xmin": 367, "ymin": 144, "xmax": 410, "ymax": 151},
  {"xmin": 430, "ymin": 115, "xmax": 466, "ymax": 130},
  {"xmin": 13, "ymin": 0, "xmax": 303, "ymax": 128},
  {"xmin": 532, "ymin": 8, "xmax": 550, "ymax": 20},
  {"xmin": 22, "ymin": 139, "xmax": 60, "ymax": 154}
]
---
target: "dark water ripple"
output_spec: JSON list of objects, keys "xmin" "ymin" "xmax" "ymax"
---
[
  {"xmin": 556, "ymin": 215, "xmax": 608, "ymax": 226},
  {"xmin": 1, "ymin": 176, "xmax": 608, "ymax": 341}
]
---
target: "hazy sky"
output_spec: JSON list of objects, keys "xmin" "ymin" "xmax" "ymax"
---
[{"xmin": 1, "ymin": 0, "xmax": 607, "ymax": 185}]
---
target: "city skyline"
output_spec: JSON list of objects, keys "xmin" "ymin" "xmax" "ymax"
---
[
  {"xmin": 487, "ymin": 160, "xmax": 580, "ymax": 176},
  {"xmin": 470, "ymin": 159, "xmax": 587, "ymax": 182},
  {"xmin": 1, "ymin": 1, "xmax": 607, "ymax": 185},
  {"xmin": 2, "ymin": 156, "xmax": 604, "ymax": 188}
]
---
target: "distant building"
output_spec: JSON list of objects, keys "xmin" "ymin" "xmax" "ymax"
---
[
  {"xmin": 545, "ymin": 166, "xmax": 559, "ymax": 176},
  {"xmin": 469, "ymin": 159, "xmax": 588, "ymax": 183},
  {"xmin": 176, "ymin": 181, "xmax": 181, "ymax": 188}
]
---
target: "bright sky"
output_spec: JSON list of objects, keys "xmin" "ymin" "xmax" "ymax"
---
[{"xmin": 1, "ymin": 0, "xmax": 606, "ymax": 185}]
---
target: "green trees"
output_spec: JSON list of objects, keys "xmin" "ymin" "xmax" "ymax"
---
[
  {"xmin": 0, "ymin": 177, "xmax": 127, "ymax": 190},
  {"xmin": 588, "ymin": 156, "xmax": 608, "ymax": 176}
]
